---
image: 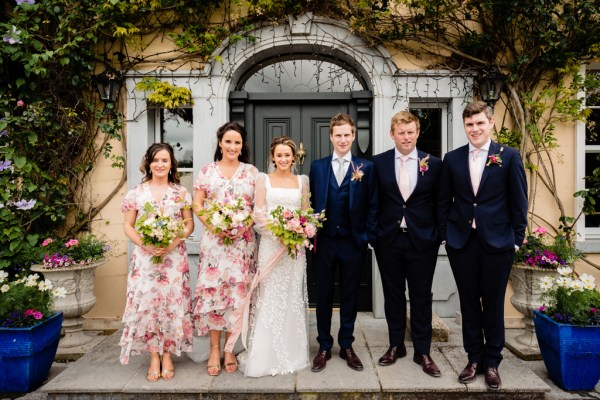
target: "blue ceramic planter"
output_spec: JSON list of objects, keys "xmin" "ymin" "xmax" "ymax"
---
[
  {"xmin": 0, "ymin": 312, "xmax": 63, "ymax": 393},
  {"xmin": 533, "ymin": 309, "xmax": 600, "ymax": 391}
]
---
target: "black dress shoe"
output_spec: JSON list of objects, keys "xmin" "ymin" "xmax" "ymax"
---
[
  {"xmin": 413, "ymin": 354, "xmax": 441, "ymax": 377},
  {"xmin": 458, "ymin": 362, "xmax": 483, "ymax": 383},
  {"xmin": 484, "ymin": 367, "xmax": 501, "ymax": 390},
  {"xmin": 339, "ymin": 347, "xmax": 364, "ymax": 371},
  {"xmin": 311, "ymin": 349, "xmax": 331, "ymax": 372},
  {"xmin": 378, "ymin": 345, "xmax": 407, "ymax": 366}
]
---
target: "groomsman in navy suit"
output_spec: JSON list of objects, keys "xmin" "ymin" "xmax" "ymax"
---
[
  {"xmin": 373, "ymin": 110, "xmax": 442, "ymax": 377},
  {"xmin": 309, "ymin": 113, "xmax": 378, "ymax": 372},
  {"xmin": 437, "ymin": 101, "xmax": 527, "ymax": 390}
]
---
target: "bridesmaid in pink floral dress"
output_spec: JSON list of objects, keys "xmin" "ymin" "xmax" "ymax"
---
[
  {"xmin": 193, "ymin": 122, "xmax": 258, "ymax": 376},
  {"xmin": 119, "ymin": 143, "xmax": 195, "ymax": 382}
]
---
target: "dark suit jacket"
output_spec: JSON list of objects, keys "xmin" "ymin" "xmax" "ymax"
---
[
  {"xmin": 309, "ymin": 155, "xmax": 378, "ymax": 247},
  {"xmin": 437, "ymin": 141, "xmax": 528, "ymax": 253},
  {"xmin": 373, "ymin": 149, "xmax": 442, "ymax": 251}
]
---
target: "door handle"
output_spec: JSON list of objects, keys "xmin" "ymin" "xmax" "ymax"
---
[{"xmin": 297, "ymin": 142, "xmax": 306, "ymax": 166}]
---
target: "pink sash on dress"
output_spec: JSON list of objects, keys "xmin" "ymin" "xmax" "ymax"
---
[{"xmin": 224, "ymin": 245, "xmax": 287, "ymax": 353}]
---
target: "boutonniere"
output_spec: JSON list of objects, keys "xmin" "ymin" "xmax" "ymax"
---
[
  {"xmin": 418, "ymin": 154, "xmax": 430, "ymax": 176},
  {"xmin": 486, "ymin": 147, "xmax": 504, "ymax": 167},
  {"xmin": 350, "ymin": 161, "xmax": 364, "ymax": 182}
]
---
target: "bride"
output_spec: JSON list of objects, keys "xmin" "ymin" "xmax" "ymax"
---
[{"xmin": 227, "ymin": 136, "xmax": 310, "ymax": 377}]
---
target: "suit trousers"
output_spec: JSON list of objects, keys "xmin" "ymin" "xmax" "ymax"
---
[
  {"xmin": 446, "ymin": 229, "xmax": 514, "ymax": 368},
  {"xmin": 314, "ymin": 233, "xmax": 366, "ymax": 351},
  {"xmin": 374, "ymin": 231, "xmax": 438, "ymax": 356}
]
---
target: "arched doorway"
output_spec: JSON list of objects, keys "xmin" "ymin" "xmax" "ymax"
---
[{"xmin": 230, "ymin": 54, "xmax": 374, "ymax": 310}]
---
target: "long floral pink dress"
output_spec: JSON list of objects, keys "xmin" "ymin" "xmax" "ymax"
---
[
  {"xmin": 119, "ymin": 183, "xmax": 194, "ymax": 365},
  {"xmin": 193, "ymin": 162, "xmax": 258, "ymax": 335}
]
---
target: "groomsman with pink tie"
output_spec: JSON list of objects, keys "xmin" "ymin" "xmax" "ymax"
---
[
  {"xmin": 373, "ymin": 111, "xmax": 443, "ymax": 378},
  {"xmin": 437, "ymin": 101, "xmax": 528, "ymax": 390}
]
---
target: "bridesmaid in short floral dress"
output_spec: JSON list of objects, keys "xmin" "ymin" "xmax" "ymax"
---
[
  {"xmin": 193, "ymin": 122, "xmax": 258, "ymax": 376},
  {"xmin": 119, "ymin": 143, "xmax": 195, "ymax": 382}
]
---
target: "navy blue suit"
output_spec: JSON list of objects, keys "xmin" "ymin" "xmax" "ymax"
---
[
  {"xmin": 309, "ymin": 155, "xmax": 377, "ymax": 351},
  {"xmin": 437, "ymin": 141, "xmax": 527, "ymax": 367},
  {"xmin": 373, "ymin": 149, "xmax": 441, "ymax": 356}
]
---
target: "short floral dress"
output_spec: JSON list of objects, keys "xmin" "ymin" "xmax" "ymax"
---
[
  {"xmin": 119, "ymin": 183, "xmax": 194, "ymax": 365},
  {"xmin": 193, "ymin": 162, "xmax": 258, "ymax": 335}
]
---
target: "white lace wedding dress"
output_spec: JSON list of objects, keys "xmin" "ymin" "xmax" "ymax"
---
[{"xmin": 240, "ymin": 173, "xmax": 310, "ymax": 377}]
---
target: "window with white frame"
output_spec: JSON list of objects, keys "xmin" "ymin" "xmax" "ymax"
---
[
  {"xmin": 584, "ymin": 69, "xmax": 600, "ymax": 229},
  {"xmin": 154, "ymin": 108, "xmax": 194, "ymax": 194},
  {"xmin": 409, "ymin": 102, "xmax": 449, "ymax": 158}
]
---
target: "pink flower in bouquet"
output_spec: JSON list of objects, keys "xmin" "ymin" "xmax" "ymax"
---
[
  {"xmin": 304, "ymin": 224, "xmax": 317, "ymax": 238},
  {"xmin": 283, "ymin": 209, "xmax": 294, "ymax": 219}
]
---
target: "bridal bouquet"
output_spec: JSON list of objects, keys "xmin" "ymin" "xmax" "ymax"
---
[
  {"xmin": 135, "ymin": 202, "xmax": 186, "ymax": 263},
  {"xmin": 266, "ymin": 206, "xmax": 325, "ymax": 258},
  {"xmin": 199, "ymin": 197, "xmax": 253, "ymax": 245}
]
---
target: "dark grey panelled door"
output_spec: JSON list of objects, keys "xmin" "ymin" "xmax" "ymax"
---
[{"xmin": 230, "ymin": 92, "xmax": 373, "ymax": 311}]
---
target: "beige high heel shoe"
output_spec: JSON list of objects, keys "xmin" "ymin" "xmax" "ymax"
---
[{"xmin": 207, "ymin": 344, "xmax": 221, "ymax": 376}]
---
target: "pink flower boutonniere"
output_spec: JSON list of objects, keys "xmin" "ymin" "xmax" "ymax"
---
[
  {"xmin": 418, "ymin": 154, "xmax": 430, "ymax": 176},
  {"xmin": 350, "ymin": 161, "xmax": 364, "ymax": 182},
  {"xmin": 486, "ymin": 147, "xmax": 504, "ymax": 167}
]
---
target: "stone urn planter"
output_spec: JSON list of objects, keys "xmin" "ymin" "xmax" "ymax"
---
[
  {"xmin": 31, "ymin": 259, "xmax": 106, "ymax": 348},
  {"xmin": 509, "ymin": 263, "xmax": 560, "ymax": 349}
]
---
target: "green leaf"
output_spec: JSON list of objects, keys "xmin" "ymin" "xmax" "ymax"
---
[{"xmin": 14, "ymin": 156, "xmax": 26, "ymax": 168}]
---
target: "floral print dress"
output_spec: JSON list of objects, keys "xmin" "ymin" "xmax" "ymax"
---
[
  {"xmin": 193, "ymin": 162, "xmax": 258, "ymax": 335},
  {"xmin": 119, "ymin": 183, "xmax": 194, "ymax": 364}
]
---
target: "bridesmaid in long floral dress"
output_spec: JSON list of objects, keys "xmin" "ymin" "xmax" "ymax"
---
[
  {"xmin": 120, "ymin": 143, "xmax": 195, "ymax": 382},
  {"xmin": 193, "ymin": 122, "xmax": 258, "ymax": 376}
]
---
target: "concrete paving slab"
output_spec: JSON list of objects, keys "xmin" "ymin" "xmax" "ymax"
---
[
  {"xmin": 505, "ymin": 328, "xmax": 543, "ymax": 360},
  {"xmin": 375, "ymin": 346, "xmax": 465, "ymax": 393},
  {"xmin": 41, "ymin": 344, "xmax": 143, "ymax": 393},
  {"xmin": 122, "ymin": 354, "xmax": 211, "ymax": 393},
  {"xmin": 440, "ymin": 347, "xmax": 550, "ymax": 395},
  {"xmin": 296, "ymin": 346, "xmax": 380, "ymax": 393},
  {"xmin": 207, "ymin": 364, "xmax": 296, "ymax": 393}
]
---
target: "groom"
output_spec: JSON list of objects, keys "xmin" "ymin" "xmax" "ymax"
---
[{"xmin": 309, "ymin": 113, "xmax": 378, "ymax": 372}]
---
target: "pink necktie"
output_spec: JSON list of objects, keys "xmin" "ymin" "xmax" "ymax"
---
[
  {"xmin": 399, "ymin": 155, "xmax": 410, "ymax": 200},
  {"xmin": 470, "ymin": 149, "xmax": 482, "ymax": 194}
]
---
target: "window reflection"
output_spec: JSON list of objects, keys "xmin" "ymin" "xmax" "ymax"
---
[
  {"xmin": 242, "ymin": 59, "xmax": 364, "ymax": 92},
  {"xmin": 161, "ymin": 108, "xmax": 193, "ymax": 168}
]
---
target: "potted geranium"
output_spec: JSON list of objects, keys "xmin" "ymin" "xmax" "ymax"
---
[
  {"xmin": 509, "ymin": 226, "xmax": 583, "ymax": 351},
  {"xmin": 0, "ymin": 271, "xmax": 66, "ymax": 393},
  {"xmin": 29, "ymin": 235, "xmax": 111, "ymax": 348},
  {"xmin": 534, "ymin": 267, "xmax": 600, "ymax": 390}
]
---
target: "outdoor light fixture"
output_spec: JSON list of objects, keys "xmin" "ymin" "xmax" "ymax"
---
[
  {"xmin": 93, "ymin": 70, "xmax": 121, "ymax": 105},
  {"xmin": 478, "ymin": 71, "xmax": 507, "ymax": 107}
]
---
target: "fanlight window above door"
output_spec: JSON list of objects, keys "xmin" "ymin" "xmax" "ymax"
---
[{"xmin": 240, "ymin": 58, "xmax": 366, "ymax": 92}]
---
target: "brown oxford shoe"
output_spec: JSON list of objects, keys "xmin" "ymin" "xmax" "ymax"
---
[
  {"xmin": 413, "ymin": 354, "xmax": 441, "ymax": 377},
  {"xmin": 378, "ymin": 345, "xmax": 407, "ymax": 366},
  {"xmin": 484, "ymin": 366, "xmax": 502, "ymax": 390},
  {"xmin": 458, "ymin": 362, "xmax": 484, "ymax": 384},
  {"xmin": 311, "ymin": 349, "xmax": 331, "ymax": 372},
  {"xmin": 339, "ymin": 347, "xmax": 364, "ymax": 371}
]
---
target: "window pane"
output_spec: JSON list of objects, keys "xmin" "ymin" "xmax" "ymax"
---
[
  {"xmin": 584, "ymin": 152, "xmax": 600, "ymax": 227},
  {"xmin": 586, "ymin": 109, "xmax": 600, "ymax": 145},
  {"xmin": 409, "ymin": 108, "xmax": 442, "ymax": 158},
  {"xmin": 242, "ymin": 59, "xmax": 365, "ymax": 93},
  {"xmin": 161, "ymin": 108, "xmax": 193, "ymax": 168}
]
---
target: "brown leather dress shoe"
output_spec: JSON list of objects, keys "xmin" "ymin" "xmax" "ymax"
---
[
  {"xmin": 413, "ymin": 354, "xmax": 441, "ymax": 377},
  {"xmin": 484, "ymin": 367, "xmax": 501, "ymax": 390},
  {"xmin": 378, "ymin": 345, "xmax": 407, "ymax": 366},
  {"xmin": 458, "ymin": 362, "xmax": 483, "ymax": 383},
  {"xmin": 339, "ymin": 348, "xmax": 364, "ymax": 371},
  {"xmin": 311, "ymin": 349, "xmax": 331, "ymax": 372}
]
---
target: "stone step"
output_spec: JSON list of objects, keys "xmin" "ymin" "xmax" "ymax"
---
[{"xmin": 40, "ymin": 324, "xmax": 550, "ymax": 400}]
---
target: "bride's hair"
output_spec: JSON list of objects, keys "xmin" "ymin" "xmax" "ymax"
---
[{"xmin": 269, "ymin": 136, "xmax": 297, "ymax": 169}]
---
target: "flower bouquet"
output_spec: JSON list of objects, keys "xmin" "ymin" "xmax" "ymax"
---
[
  {"xmin": 266, "ymin": 206, "xmax": 325, "ymax": 258},
  {"xmin": 538, "ymin": 266, "xmax": 600, "ymax": 326},
  {"xmin": 135, "ymin": 201, "xmax": 186, "ymax": 263},
  {"xmin": 199, "ymin": 197, "xmax": 252, "ymax": 245},
  {"xmin": 0, "ymin": 271, "xmax": 66, "ymax": 328}
]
